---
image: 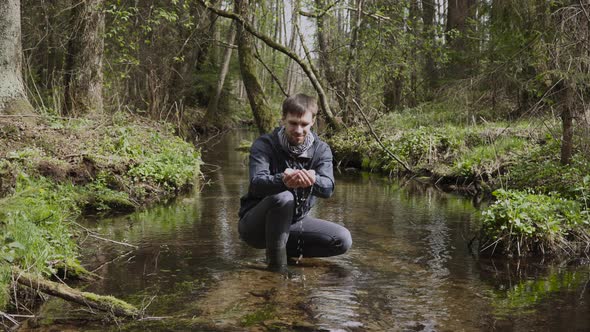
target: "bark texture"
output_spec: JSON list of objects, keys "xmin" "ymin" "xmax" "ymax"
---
[
  {"xmin": 0, "ymin": 0, "xmax": 33, "ymax": 115},
  {"xmin": 235, "ymin": 0, "xmax": 276, "ymax": 134},
  {"xmin": 63, "ymin": 0, "xmax": 105, "ymax": 116}
]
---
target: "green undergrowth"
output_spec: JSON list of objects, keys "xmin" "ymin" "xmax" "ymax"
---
[
  {"xmin": 328, "ymin": 101, "xmax": 540, "ymax": 180},
  {"xmin": 480, "ymin": 189, "xmax": 589, "ymax": 256},
  {"xmin": 480, "ymin": 138, "xmax": 590, "ymax": 257},
  {"xmin": 0, "ymin": 175, "xmax": 81, "ymax": 308},
  {"xmin": 0, "ymin": 113, "xmax": 201, "ymax": 310},
  {"xmin": 327, "ymin": 100, "xmax": 590, "ymax": 257}
]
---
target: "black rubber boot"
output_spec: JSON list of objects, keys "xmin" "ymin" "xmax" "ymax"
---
[{"xmin": 266, "ymin": 246, "xmax": 288, "ymax": 274}]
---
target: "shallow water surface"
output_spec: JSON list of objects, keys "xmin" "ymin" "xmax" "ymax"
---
[{"xmin": 28, "ymin": 130, "xmax": 590, "ymax": 331}]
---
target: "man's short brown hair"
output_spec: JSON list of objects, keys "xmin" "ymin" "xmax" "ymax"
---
[{"xmin": 282, "ymin": 94, "xmax": 318, "ymax": 118}]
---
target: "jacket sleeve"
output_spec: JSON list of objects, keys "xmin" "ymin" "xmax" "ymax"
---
[
  {"xmin": 248, "ymin": 139, "xmax": 288, "ymax": 197},
  {"xmin": 312, "ymin": 144, "xmax": 335, "ymax": 198}
]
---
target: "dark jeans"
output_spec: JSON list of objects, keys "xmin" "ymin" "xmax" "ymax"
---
[{"xmin": 238, "ymin": 191, "xmax": 352, "ymax": 258}]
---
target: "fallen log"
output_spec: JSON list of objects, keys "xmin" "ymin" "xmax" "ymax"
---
[{"xmin": 12, "ymin": 268, "xmax": 139, "ymax": 318}]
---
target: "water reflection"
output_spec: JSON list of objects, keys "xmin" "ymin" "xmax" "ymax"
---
[{"xmin": 34, "ymin": 130, "xmax": 590, "ymax": 331}]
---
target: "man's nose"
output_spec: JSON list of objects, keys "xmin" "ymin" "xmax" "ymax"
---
[{"xmin": 294, "ymin": 126, "xmax": 303, "ymax": 133}]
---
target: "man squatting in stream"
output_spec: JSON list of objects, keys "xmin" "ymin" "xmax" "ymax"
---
[{"xmin": 238, "ymin": 93, "xmax": 352, "ymax": 273}]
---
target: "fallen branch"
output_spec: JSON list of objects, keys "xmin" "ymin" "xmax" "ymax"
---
[
  {"xmin": 351, "ymin": 99, "xmax": 413, "ymax": 173},
  {"xmin": 12, "ymin": 268, "xmax": 140, "ymax": 318}
]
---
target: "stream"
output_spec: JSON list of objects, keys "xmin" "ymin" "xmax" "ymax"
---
[{"xmin": 24, "ymin": 130, "xmax": 590, "ymax": 331}]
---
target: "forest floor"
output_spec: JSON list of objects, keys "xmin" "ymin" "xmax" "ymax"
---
[
  {"xmin": 326, "ymin": 101, "xmax": 590, "ymax": 258},
  {"xmin": 0, "ymin": 112, "xmax": 201, "ymax": 312}
]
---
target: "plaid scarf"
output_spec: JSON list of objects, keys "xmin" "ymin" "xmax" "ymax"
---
[{"xmin": 277, "ymin": 126, "xmax": 315, "ymax": 157}]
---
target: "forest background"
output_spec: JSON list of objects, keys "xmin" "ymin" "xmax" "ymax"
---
[{"xmin": 0, "ymin": 0, "xmax": 590, "ymax": 319}]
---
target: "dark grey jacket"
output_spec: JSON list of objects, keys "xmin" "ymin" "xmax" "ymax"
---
[{"xmin": 238, "ymin": 127, "xmax": 335, "ymax": 221}]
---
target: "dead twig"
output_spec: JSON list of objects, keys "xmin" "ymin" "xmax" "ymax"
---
[
  {"xmin": 91, "ymin": 250, "xmax": 135, "ymax": 273},
  {"xmin": 72, "ymin": 222, "xmax": 138, "ymax": 249},
  {"xmin": 351, "ymin": 99, "xmax": 413, "ymax": 173},
  {"xmin": 0, "ymin": 311, "xmax": 19, "ymax": 328}
]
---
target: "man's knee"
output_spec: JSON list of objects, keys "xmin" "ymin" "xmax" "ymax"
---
[
  {"xmin": 333, "ymin": 227, "xmax": 352, "ymax": 255},
  {"xmin": 266, "ymin": 191, "xmax": 294, "ymax": 208}
]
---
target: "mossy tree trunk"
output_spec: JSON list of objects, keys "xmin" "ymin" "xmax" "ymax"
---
[
  {"xmin": 0, "ymin": 0, "xmax": 34, "ymax": 115},
  {"xmin": 235, "ymin": 0, "xmax": 276, "ymax": 134},
  {"xmin": 63, "ymin": 0, "xmax": 105, "ymax": 117},
  {"xmin": 205, "ymin": 22, "xmax": 237, "ymax": 127}
]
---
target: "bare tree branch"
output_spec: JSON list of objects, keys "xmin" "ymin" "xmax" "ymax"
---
[
  {"xmin": 294, "ymin": 22, "xmax": 322, "ymax": 89},
  {"xmin": 299, "ymin": 0, "xmax": 341, "ymax": 18},
  {"xmin": 197, "ymin": 0, "xmax": 342, "ymax": 131},
  {"xmin": 345, "ymin": 6, "xmax": 391, "ymax": 21},
  {"xmin": 253, "ymin": 43, "xmax": 288, "ymax": 97}
]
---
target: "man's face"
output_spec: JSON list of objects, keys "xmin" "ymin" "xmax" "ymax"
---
[{"xmin": 282, "ymin": 110, "xmax": 315, "ymax": 146}]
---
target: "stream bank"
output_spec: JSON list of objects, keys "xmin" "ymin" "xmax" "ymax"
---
[
  {"xmin": 327, "ymin": 102, "xmax": 590, "ymax": 258},
  {"xmin": 18, "ymin": 129, "xmax": 590, "ymax": 331},
  {"xmin": 0, "ymin": 113, "xmax": 201, "ymax": 313}
]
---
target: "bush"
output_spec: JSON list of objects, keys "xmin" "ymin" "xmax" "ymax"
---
[{"xmin": 480, "ymin": 189, "xmax": 589, "ymax": 256}]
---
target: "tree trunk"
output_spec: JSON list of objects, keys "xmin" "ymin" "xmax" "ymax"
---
[
  {"xmin": 0, "ymin": 0, "xmax": 34, "ymax": 115},
  {"xmin": 195, "ymin": 0, "xmax": 219, "ymax": 71},
  {"xmin": 560, "ymin": 84, "xmax": 574, "ymax": 165},
  {"xmin": 445, "ymin": 0, "xmax": 476, "ymax": 78},
  {"xmin": 284, "ymin": 0, "xmax": 300, "ymax": 96},
  {"xmin": 383, "ymin": 70, "xmax": 403, "ymax": 111},
  {"xmin": 235, "ymin": 0, "xmax": 276, "ymax": 134},
  {"xmin": 315, "ymin": 0, "xmax": 346, "ymax": 113},
  {"xmin": 408, "ymin": 0, "xmax": 419, "ymax": 107},
  {"xmin": 205, "ymin": 23, "xmax": 237, "ymax": 126},
  {"xmin": 382, "ymin": 3, "xmax": 405, "ymax": 111},
  {"xmin": 343, "ymin": 0, "xmax": 364, "ymax": 123},
  {"xmin": 63, "ymin": 0, "xmax": 105, "ymax": 117},
  {"xmin": 421, "ymin": 0, "xmax": 438, "ymax": 93},
  {"xmin": 269, "ymin": 0, "xmax": 282, "ymax": 97}
]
